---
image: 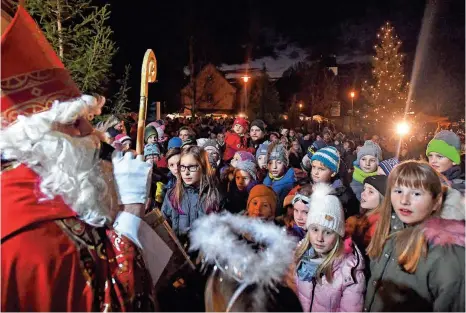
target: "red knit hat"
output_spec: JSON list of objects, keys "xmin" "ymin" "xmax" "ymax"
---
[
  {"xmin": 1, "ymin": 6, "xmax": 80, "ymax": 126},
  {"xmin": 233, "ymin": 117, "xmax": 248, "ymax": 130}
]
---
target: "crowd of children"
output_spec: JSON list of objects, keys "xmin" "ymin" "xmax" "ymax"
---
[{"xmin": 103, "ymin": 114, "xmax": 465, "ymax": 312}]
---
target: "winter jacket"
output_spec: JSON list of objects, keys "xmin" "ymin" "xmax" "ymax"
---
[
  {"xmin": 340, "ymin": 150, "xmax": 356, "ymax": 186},
  {"xmin": 442, "ymin": 165, "xmax": 465, "ymax": 195},
  {"xmin": 299, "ymin": 137, "xmax": 314, "ymax": 153},
  {"xmin": 161, "ymin": 185, "xmax": 208, "ymax": 241},
  {"xmin": 350, "ymin": 179, "xmax": 363, "ymax": 201},
  {"xmin": 289, "ymin": 151, "xmax": 303, "ymax": 169},
  {"xmin": 224, "ymin": 181, "xmax": 255, "ymax": 214},
  {"xmin": 332, "ymin": 179, "xmax": 360, "ymax": 219},
  {"xmin": 263, "ymin": 167, "xmax": 297, "ymax": 216},
  {"xmin": 364, "ymin": 188, "xmax": 465, "ymax": 312},
  {"xmin": 296, "ymin": 241, "xmax": 366, "ymax": 312},
  {"xmin": 161, "ymin": 172, "xmax": 176, "ymax": 201},
  {"xmin": 223, "ymin": 131, "xmax": 247, "ymax": 161},
  {"xmin": 346, "ymin": 212, "xmax": 379, "ymax": 249},
  {"xmin": 346, "ymin": 212, "xmax": 380, "ymax": 279}
]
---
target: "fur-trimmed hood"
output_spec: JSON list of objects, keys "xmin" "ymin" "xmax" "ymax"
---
[
  {"xmin": 423, "ymin": 217, "xmax": 465, "ymax": 247},
  {"xmin": 440, "ymin": 187, "xmax": 465, "ymax": 221},
  {"xmin": 422, "ymin": 186, "xmax": 465, "ymax": 248}
]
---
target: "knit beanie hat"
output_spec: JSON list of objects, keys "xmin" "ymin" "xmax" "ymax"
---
[
  {"xmin": 202, "ymin": 139, "xmax": 220, "ymax": 155},
  {"xmin": 379, "ymin": 157, "xmax": 400, "ymax": 175},
  {"xmin": 168, "ymin": 137, "xmax": 182, "ymax": 150},
  {"xmin": 144, "ymin": 143, "xmax": 160, "ymax": 157},
  {"xmin": 357, "ymin": 140, "xmax": 383, "ymax": 164},
  {"xmin": 301, "ymin": 154, "xmax": 312, "ymax": 172},
  {"xmin": 147, "ymin": 120, "xmax": 165, "ymax": 131},
  {"xmin": 256, "ymin": 143, "xmax": 269, "ymax": 160},
  {"xmin": 311, "ymin": 146, "xmax": 340, "ymax": 173},
  {"xmin": 115, "ymin": 134, "xmax": 132, "ymax": 144},
  {"xmin": 306, "ymin": 183, "xmax": 344, "ymax": 236},
  {"xmin": 363, "ymin": 175, "xmax": 388, "ymax": 196},
  {"xmin": 426, "ymin": 130, "xmax": 461, "ymax": 164},
  {"xmin": 247, "ymin": 185, "xmax": 277, "ymax": 213},
  {"xmin": 155, "ymin": 127, "xmax": 164, "ymax": 141},
  {"xmin": 267, "ymin": 143, "xmax": 289, "ymax": 167},
  {"xmin": 144, "ymin": 125, "xmax": 158, "ymax": 142},
  {"xmin": 233, "ymin": 117, "xmax": 248, "ymax": 130},
  {"xmin": 269, "ymin": 131, "xmax": 280, "ymax": 139},
  {"xmin": 283, "ymin": 185, "xmax": 301, "ymax": 208},
  {"xmin": 236, "ymin": 160, "xmax": 258, "ymax": 181},
  {"xmin": 235, "ymin": 151, "xmax": 256, "ymax": 163},
  {"xmin": 307, "ymin": 139, "xmax": 328, "ymax": 158},
  {"xmin": 250, "ymin": 119, "xmax": 266, "ymax": 132}
]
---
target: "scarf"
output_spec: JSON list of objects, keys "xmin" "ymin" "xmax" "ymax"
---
[
  {"xmin": 297, "ymin": 247, "xmax": 323, "ymax": 282},
  {"xmin": 352, "ymin": 165, "xmax": 378, "ymax": 184},
  {"xmin": 268, "ymin": 172, "xmax": 284, "ymax": 181}
]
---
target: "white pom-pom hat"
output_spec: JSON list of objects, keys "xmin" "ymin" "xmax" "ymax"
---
[{"xmin": 306, "ymin": 183, "xmax": 345, "ymax": 237}]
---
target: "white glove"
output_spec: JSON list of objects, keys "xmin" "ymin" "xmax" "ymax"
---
[{"xmin": 112, "ymin": 151, "xmax": 152, "ymax": 205}]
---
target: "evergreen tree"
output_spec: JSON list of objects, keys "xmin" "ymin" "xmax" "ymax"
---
[
  {"xmin": 361, "ymin": 22, "xmax": 411, "ymax": 130},
  {"xmin": 277, "ymin": 61, "xmax": 338, "ymax": 118},
  {"xmin": 110, "ymin": 64, "xmax": 132, "ymax": 116},
  {"xmin": 26, "ymin": 0, "xmax": 117, "ymax": 95}
]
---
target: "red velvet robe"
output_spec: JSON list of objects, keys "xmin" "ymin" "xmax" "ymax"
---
[{"xmin": 1, "ymin": 164, "xmax": 155, "ymax": 311}]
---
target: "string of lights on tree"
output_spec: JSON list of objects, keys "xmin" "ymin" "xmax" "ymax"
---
[{"xmin": 361, "ymin": 22, "xmax": 414, "ymax": 129}]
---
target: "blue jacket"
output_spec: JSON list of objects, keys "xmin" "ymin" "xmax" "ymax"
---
[
  {"xmin": 161, "ymin": 185, "xmax": 207, "ymax": 241},
  {"xmin": 161, "ymin": 172, "xmax": 177, "ymax": 201},
  {"xmin": 263, "ymin": 167, "xmax": 296, "ymax": 216}
]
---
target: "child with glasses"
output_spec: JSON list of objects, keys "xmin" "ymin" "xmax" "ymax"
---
[{"xmin": 161, "ymin": 146, "xmax": 222, "ymax": 243}]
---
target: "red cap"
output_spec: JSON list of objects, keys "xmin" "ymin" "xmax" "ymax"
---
[
  {"xmin": 233, "ymin": 117, "xmax": 248, "ymax": 130},
  {"xmin": 1, "ymin": 6, "xmax": 80, "ymax": 125}
]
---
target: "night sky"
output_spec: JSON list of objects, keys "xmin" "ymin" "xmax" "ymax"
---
[{"xmin": 98, "ymin": 0, "xmax": 464, "ymax": 115}]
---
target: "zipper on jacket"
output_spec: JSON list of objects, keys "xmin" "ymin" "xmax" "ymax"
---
[{"xmin": 310, "ymin": 277, "xmax": 317, "ymax": 311}]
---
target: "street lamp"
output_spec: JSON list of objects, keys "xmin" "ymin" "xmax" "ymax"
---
[
  {"xmin": 349, "ymin": 91, "xmax": 356, "ymax": 132},
  {"xmin": 396, "ymin": 122, "xmax": 410, "ymax": 136},
  {"xmin": 396, "ymin": 121, "xmax": 410, "ymax": 159},
  {"xmin": 299, "ymin": 102, "xmax": 303, "ymax": 109},
  {"xmin": 242, "ymin": 75, "xmax": 250, "ymax": 113}
]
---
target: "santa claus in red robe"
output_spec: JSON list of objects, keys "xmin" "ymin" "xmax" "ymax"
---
[{"xmin": 1, "ymin": 4, "xmax": 160, "ymax": 311}]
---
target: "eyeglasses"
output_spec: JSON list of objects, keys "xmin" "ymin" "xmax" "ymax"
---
[
  {"xmin": 179, "ymin": 165, "xmax": 200, "ymax": 172},
  {"xmin": 292, "ymin": 194, "xmax": 311, "ymax": 205}
]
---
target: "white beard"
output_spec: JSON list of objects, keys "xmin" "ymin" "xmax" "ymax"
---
[{"xmin": 0, "ymin": 96, "xmax": 117, "ymax": 227}]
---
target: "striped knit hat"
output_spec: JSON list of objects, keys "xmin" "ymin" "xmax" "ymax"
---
[{"xmin": 310, "ymin": 146, "xmax": 340, "ymax": 174}]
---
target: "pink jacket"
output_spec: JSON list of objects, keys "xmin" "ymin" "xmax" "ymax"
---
[{"xmin": 296, "ymin": 242, "xmax": 366, "ymax": 312}]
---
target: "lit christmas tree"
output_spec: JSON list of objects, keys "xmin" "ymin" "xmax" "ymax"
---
[{"xmin": 361, "ymin": 22, "xmax": 412, "ymax": 131}]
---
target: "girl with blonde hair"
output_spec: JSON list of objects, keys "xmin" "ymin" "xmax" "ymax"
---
[
  {"xmin": 295, "ymin": 183, "xmax": 365, "ymax": 312},
  {"xmin": 365, "ymin": 161, "xmax": 465, "ymax": 312}
]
